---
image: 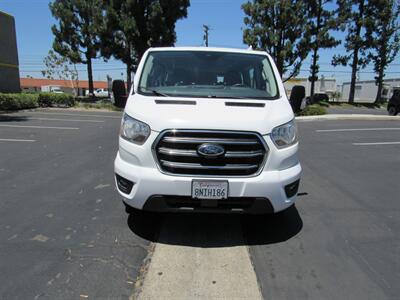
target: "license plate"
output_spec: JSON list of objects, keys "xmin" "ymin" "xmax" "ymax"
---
[{"xmin": 192, "ymin": 180, "xmax": 228, "ymax": 199}]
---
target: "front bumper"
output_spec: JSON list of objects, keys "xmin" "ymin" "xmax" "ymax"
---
[{"xmin": 114, "ymin": 151, "xmax": 301, "ymax": 213}]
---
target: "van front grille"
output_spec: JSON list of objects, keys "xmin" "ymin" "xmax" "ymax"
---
[{"xmin": 153, "ymin": 130, "xmax": 268, "ymax": 176}]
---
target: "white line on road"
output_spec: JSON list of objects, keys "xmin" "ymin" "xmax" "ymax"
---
[
  {"xmin": 0, "ymin": 138, "xmax": 36, "ymax": 142},
  {"xmin": 30, "ymin": 117, "xmax": 104, "ymax": 123},
  {"xmin": 25, "ymin": 111, "xmax": 122, "ymax": 119},
  {"xmin": 317, "ymin": 128, "xmax": 400, "ymax": 132},
  {"xmin": 0, "ymin": 124, "xmax": 79, "ymax": 130},
  {"xmin": 353, "ymin": 141, "xmax": 400, "ymax": 146}
]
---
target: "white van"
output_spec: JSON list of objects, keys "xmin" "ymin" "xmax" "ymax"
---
[{"xmin": 114, "ymin": 47, "xmax": 301, "ymax": 214}]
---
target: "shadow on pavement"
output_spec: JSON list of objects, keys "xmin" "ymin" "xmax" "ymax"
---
[
  {"xmin": 0, "ymin": 115, "xmax": 29, "ymax": 122},
  {"xmin": 127, "ymin": 205, "xmax": 302, "ymax": 247}
]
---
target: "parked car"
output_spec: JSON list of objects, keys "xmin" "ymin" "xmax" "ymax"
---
[
  {"xmin": 305, "ymin": 93, "xmax": 329, "ymax": 105},
  {"xmin": 114, "ymin": 47, "xmax": 301, "ymax": 214},
  {"xmin": 387, "ymin": 90, "xmax": 400, "ymax": 116}
]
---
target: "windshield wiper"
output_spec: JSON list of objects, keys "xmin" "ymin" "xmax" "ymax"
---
[{"xmin": 140, "ymin": 87, "xmax": 170, "ymax": 97}]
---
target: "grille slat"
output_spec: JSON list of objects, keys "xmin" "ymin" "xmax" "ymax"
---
[
  {"xmin": 153, "ymin": 130, "xmax": 268, "ymax": 176},
  {"xmin": 160, "ymin": 160, "xmax": 259, "ymax": 170},
  {"xmin": 162, "ymin": 136, "xmax": 259, "ymax": 145},
  {"xmin": 159, "ymin": 147, "xmax": 198, "ymax": 157},
  {"xmin": 224, "ymin": 150, "xmax": 264, "ymax": 158}
]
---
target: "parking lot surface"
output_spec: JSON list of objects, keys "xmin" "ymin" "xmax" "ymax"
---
[
  {"xmin": 0, "ymin": 110, "xmax": 151, "ymax": 299},
  {"xmin": 0, "ymin": 109, "xmax": 399, "ymax": 299}
]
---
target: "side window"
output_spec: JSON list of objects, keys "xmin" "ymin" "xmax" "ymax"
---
[
  {"xmin": 262, "ymin": 58, "xmax": 276, "ymax": 96},
  {"xmin": 249, "ymin": 68, "xmax": 255, "ymax": 88},
  {"xmin": 140, "ymin": 55, "xmax": 154, "ymax": 87}
]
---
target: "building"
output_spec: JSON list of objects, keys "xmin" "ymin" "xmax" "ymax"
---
[
  {"xmin": 20, "ymin": 78, "xmax": 109, "ymax": 96},
  {"xmin": 340, "ymin": 78, "xmax": 400, "ymax": 103},
  {"xmin": 0, "ymin": 11, "xmax": 20, "ymax": 93},
  {"xmin": 284, "ymin": 76, "xmax": 336, "ymax": 98}
]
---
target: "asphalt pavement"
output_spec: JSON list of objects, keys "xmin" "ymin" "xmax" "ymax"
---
[
  {"xmin": 0, "ymin": 110, "xmax": 151, "ymax": 299},
  {"xmin": 0, "ymin": 109, "xmax": 399, "ymax": 299}
]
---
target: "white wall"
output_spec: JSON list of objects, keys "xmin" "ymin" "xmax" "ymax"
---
[
  {"xmin": 341, "ymin": 79, "xmax": 400, "ymax": 103},
  {"xmin": 284, "ymin": 77, "xmax": 336, "ymax": 97}
]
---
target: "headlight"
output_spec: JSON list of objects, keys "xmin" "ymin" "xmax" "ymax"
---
[
  {"xmin": 271, "ymin": 119, "xmax": 297, "ymax": 148},
  {"xmin": 120, "ymin": 113, "xmax": 151, "ymax": 145}
]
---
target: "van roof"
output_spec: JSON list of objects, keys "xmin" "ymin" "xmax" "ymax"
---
[{"xmin": 147, "ymin": 46, "xmax": 269, "ymax": 56}]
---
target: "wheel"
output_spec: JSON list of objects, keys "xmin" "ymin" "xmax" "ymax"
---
[{"xmin": 388, "ymin": 106, "xmax": 398, "ymax": 116}]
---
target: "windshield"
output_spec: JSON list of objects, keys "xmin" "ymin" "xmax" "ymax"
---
[{"xmin": 138, "ymin": 51, "xmax": 279, "ymax": 99}]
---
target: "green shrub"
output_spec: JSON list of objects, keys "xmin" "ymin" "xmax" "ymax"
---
[
  {"xmin": 318, "ymin": 100, "xmax": 330, "ymax": 107},
  {"xmin": 297, "ymin": 104, "xmax": 327, "ymax": 116},
  {"xmin": 38, "ymin": 93, "xmax": 75, "ymax": 107},
  {"xmin": 0, "ymin": 93, "xmax": 39, "ymax": 110}
]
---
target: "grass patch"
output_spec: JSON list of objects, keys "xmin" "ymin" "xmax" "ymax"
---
[
  {"xmin": 327, "ymin": 101, "xmax": 385, "ymax": 109},
  {"xmin": 297, "ymin": 104, "xmax": 327, "ymax": 116},
  {"xmin": 318, "ymin": 101, "xmax": 330, "ymax": 107},
  {"xmin": 74, "ymin": 101, "xmax": 123, "ymax": 112}
]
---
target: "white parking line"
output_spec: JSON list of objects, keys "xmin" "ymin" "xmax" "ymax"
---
[
  {"xmin": 26, "ymin": 111, "xmax": 122, "ymax": 119},
  {"xmin": 353, "ymin": 142, "xmax": 400, "ymax": 146},
  {"xmin": 0, "ymin": 138, "xmax": 36, "ymax": 142},
  {"xmin": 0, "ymin": 125, "xmax": 79, "ymax": 130},
  {"xmin": 317, "ymin": 128, "xmax": 400, "ymax": 132},
  {"xmin": 30, "ymin": 117, "xmax": 104, "ymax": 123}
]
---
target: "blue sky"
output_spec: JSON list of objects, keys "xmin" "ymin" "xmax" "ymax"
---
[{"xmin": 1, "ymin": 0, "xmax": 399, "ymax": 84}]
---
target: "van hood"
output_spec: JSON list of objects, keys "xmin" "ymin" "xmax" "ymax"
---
[{"xmin": 124, "ymin": 94, "xmax": 294, "ymax": 135}]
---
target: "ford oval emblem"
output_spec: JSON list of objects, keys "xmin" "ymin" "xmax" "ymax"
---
[{"xmin": 197, "ymin": 143, "xmax": 225, "ymax": 157}]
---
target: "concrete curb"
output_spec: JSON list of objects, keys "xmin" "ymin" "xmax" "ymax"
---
[{"xmin": 296, "ymin": 114, "xmax": 400, "ymax": 122}]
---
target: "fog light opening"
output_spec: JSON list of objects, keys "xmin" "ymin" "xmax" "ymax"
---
[
  {"xmin": 116, "ymin": 174, "xmax": 134, "ymax": 194},
  {"xmin": 284, "ymin": 179, "xmax": 300, "ymax": 198}
]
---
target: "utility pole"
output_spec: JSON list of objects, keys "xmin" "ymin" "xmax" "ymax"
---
[{"xmin": 203, "ymin": 25, "xmax": 210, "ymax": 47}]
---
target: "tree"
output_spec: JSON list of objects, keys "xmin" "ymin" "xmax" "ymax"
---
[
  {"xmin": 242, "ymin": 0, "xmax": 311, "ymax": 81},
  {"xmin": 332, "ymin": 0, "xmax": 373, "ymax": 103},
  {"xmin": 50, "ymin": 0, "xmax": 103, "ymax": 96},
  {"xmin": 306, "ymin": 0, "xmax": 341, "ymax": 98},
  {"xmin": 41, "ymin": 50, "xmax": 79, "ymax": 95},
  {"xmin": 366, "ymin": 0, "xmax": 400, "ymax": 103},
  {"xmin": 100, "ymin": 0, "xmax": 190, "ymax": 91}
]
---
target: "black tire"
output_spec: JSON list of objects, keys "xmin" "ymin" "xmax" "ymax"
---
[
  {"xmin": 112, "ymin": 80, "xmax": 127, "ymax": 108},
  {"xmin": 388, "ymin": 106, "xmax": 398, "ymax": 116},
  {"xmin": 289, "ymin": 86, "xmax": 305, "ymax": 113}
]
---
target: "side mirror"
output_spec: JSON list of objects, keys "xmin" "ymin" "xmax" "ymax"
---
[
  {"xmin": 112, "ymin": 80, "xmax": 128, "ymax": 108},
  {"xmin": 289, "ymin": 85, "xmax": 305, "ymax": 113}
]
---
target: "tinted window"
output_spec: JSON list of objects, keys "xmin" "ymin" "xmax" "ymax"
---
[{"xmin": 138, "ymin": 51, "xmax": 279, "ymax": 99}]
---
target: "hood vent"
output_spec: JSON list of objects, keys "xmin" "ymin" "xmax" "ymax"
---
[
  {"xmin": 225, "ymin": 102, "xmax": 265, "ymax": 107},
  {"xmin": 155, "ymin": 100, "xmax": 197, "ymax": 105}
]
